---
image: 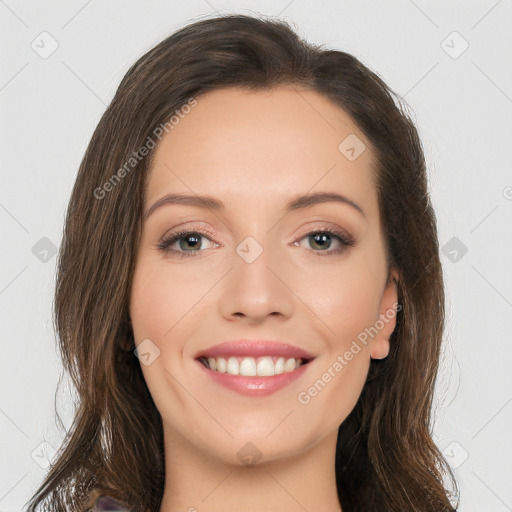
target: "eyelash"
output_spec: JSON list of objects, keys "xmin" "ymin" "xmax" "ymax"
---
[{"xmin": 157, "ymin": 224, "xmax": 354, "ymax": 259}]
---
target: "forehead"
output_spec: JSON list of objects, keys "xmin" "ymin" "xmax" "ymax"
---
[{"xmin": 146, "ymin": 86, "xmax": 377, "ymax": 217}]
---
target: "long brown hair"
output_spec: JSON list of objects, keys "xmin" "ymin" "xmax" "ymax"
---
[{"xmin": 26, "ymin": 13, "xmax": 459, "ymax": 512}]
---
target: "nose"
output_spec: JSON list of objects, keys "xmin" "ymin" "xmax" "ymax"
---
[{"xmin": 217, "ymin": 238, "xmax": 295, "ymax": 324}]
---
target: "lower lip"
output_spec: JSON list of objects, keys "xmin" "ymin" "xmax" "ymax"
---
[{"xmin": 195, "ymin": 359, "xmax": 312, "ymax": 397}]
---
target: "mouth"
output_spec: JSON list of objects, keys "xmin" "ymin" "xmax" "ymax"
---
[
  {"xmin": 196, "ymin": 355, "xmax": 314, "ymax": 377},
  {"xmin": 193, "ymin": 339, "xmax": 317, "ymax": 396}
]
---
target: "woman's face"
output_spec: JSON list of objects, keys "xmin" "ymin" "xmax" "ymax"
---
[{"xmin": 130, "ymin": 86, "xmax": 398, "ymax": 466}]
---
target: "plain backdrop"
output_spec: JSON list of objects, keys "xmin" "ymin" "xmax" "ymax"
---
[{"xmin": 1, "ymin": 1, "xmax": 511, "ymax": 510}]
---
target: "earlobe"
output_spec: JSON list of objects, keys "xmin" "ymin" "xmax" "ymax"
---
[
  {"xmin": 370, "ymin": 342, "xmax": 389, "ymax": 360},
  {"xmin": 370, "ymin": 268, "xmax": 400, "ymax": 360}
]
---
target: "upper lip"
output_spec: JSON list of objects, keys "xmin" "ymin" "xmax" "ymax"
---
[{"xmin": 195, "ymin": 339, "xmax": 316, "ymax": 361}]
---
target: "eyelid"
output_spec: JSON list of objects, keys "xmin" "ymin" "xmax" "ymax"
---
[
  {"xmin": 160, "ymin": 221, "xmax": 353, "ymax": 243},
  {"xmin": 156, "ymin": 225, "xmax": 221, "ymax": 256},
  {"xmin": 157, "ymin": 221, "xmax": 355, "ymax": 257},
  {"xmin": 160, "ymin": 223, "xmax": 219, "ymax": 242},
  {"xmin": 295, "ymin": 223, "xmax": 355, "ymax": 245}
]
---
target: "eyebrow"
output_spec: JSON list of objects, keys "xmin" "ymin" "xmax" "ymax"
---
[{"xmin": 143, "ymin": 191, "xmax": 365, "ymax": 220}]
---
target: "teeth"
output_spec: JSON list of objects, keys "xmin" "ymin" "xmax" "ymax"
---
[
  {"xmin": 227, "ymin": 357, "xmax": 239, "ymax": 375},
  {"xmin": 216, "ymin": 357, "xmax": 227, "ymax": 373},
  {"xmin": 256, "ymin": 356, "xmax": 274, "ymax": 376},
  {"xmin": 274, "ymin": 357, "xmax": 284, "ymax": 375},
  {"xmin": 284, "ymin": 357, "xmax": 296, "ymax": 372},
  {"xmin": 201, "ymin": 356, "xmax": 306, "ymax": 376},
  {"xmin": 240, "ymin": 357, "xmax": 257, "ymax": 376}
]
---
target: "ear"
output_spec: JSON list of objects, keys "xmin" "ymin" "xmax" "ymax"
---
[{"xmin": 370, "ymin": 268, "xmax": 399, "ymax": 360}]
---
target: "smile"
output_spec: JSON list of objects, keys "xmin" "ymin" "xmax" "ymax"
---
[
  {"xmin": 195, "ymin": 355, "xmax": 314, "ymax": 396},
  {"xmin": 198, "ymin": 355, "xmax": 312, "ymax": 377}
]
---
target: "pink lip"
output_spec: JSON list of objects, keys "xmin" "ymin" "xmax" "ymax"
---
[
  {"xmin": 195, "ymin": 339, "xmax": 316, "ymax": 360},
  {"xmin": 195, "ymin": 358, "xmax": 312, "ymax": 396}
]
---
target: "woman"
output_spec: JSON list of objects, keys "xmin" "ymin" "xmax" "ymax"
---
[{"xmin": 26, "ymin": 13, "xmax": 459, "ymax": 512}]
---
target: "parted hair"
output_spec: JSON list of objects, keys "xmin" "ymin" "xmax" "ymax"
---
[{"xmin": 27, "ymin": 13, "xmax": 458, "ymax": 512}]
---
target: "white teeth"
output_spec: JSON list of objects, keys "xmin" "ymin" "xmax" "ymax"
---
[
  {"xmin": 284, "ymin": 358, "xmax": 297, "ymax": 372},
  {"xmin": 239, "ymin": 357, "xmax": 257, "ymax": 376},
  {"xmin": 216, "ymin": 357, "xmax": 227, "ymax": 373},
  {"xmin": 227, "ymin": 357, "xmax": 239, "ymax": 375},
  {"xmin": 256, "ymin": 356, "xmax": 274, "ymax": 376},
  {"xmin": 202, "ymin": 355, "xmax": 307, "ymax": 376},
  {"xmin": 274, "ymin": 357, "xmax": 284, "ymax": 375}
]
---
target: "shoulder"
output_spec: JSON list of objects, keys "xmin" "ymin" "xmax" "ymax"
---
[{"xmin": 91, "ymin": 494, "xmax": 131, "ymax": 511}]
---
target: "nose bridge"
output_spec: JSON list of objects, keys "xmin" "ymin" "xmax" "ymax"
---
[
  {"xmin": 217, "ymin": 232, "xmax": 294, "ymax": 320},
  {"xmin": 235, "ymin": 233, "xmax": 281, "ymax": 295}
]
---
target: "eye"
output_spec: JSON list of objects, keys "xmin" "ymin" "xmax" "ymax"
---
[
  {"xmin": 157, "ymin": 229, "xmax": 218, "ymax": 258},
  {"xmin": 294, "ymin": 225, "xmax": 354, "ymax": 256},
  {"xmin": 156, "ymin": 224, "xmax": 354, "ymax": 258}
]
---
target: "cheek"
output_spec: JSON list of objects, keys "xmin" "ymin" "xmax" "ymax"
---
[
  {"xmin": 129, "ymin": 260, "xmax": 199, "ymax": 417},
  {"xmin": 294, "ymin": 268, "xmax": 377, "ymax": 429},
  {"xmin": 303, "ymin": 258, "xmax": 383, "ymax": 348},
  {"xmin": 130, "ymin": 259, "xmax": 197, "ymax": 341}
]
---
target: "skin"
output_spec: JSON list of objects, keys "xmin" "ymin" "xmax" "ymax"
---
[{"xmin": 129, "ymin": 86, "xmax": 399, "ymax": 512}]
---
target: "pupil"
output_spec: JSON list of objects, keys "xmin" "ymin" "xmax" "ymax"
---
[
  {"xmin": 177, "ymin": 233, "xmax": 332, "ymax": 252},
  {"xmin": 311, "ymin": 233, "xmax": 330, "ymax": 250},
  {"xmin": 180, "ymin": 234, "xmax": 201, "ymax": 251}
]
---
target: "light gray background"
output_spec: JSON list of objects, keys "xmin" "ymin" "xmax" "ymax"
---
[{"xmin": 1, "ymin": 1, "xmax": 511, "ymax": 510}]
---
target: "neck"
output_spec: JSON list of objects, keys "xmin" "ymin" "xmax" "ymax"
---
[{"xmin": 158, "ymin": 426, "xmax": 342, "ymax": 512}]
